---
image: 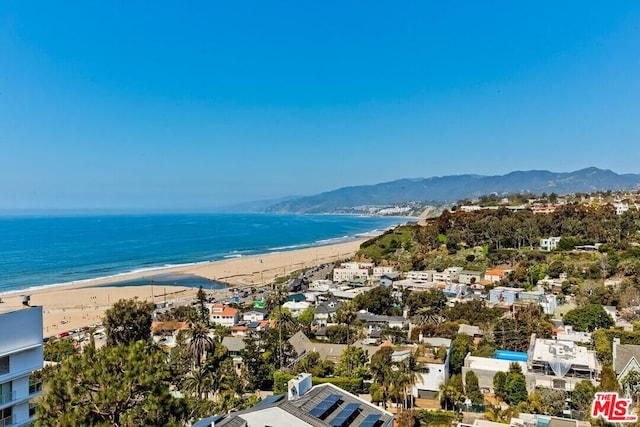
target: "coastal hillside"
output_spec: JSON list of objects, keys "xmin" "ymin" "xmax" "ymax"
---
[{"xmin": 265, "ymin": 167, "xmax": 640, "ymax": 214}]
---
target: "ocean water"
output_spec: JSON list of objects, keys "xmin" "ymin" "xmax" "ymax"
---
[{"xmin": 0, "ymin": 213, "xmax": 405, "ymax": 294}]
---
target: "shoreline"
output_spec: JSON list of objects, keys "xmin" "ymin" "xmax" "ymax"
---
[{"xmin": 0, "ymin": 239, "xmax": 368, "ymax": 336}]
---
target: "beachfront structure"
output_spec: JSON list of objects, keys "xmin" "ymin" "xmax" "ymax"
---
[
  {"xmin": 539, "ymin": 236, "xmax": 561, "ymax": 251},
  {"xmin": 458, "ymin": 270, "xmax": 484, "ymax": 285},
  {"xmin": 0, "ymin": 306, "xmax": 44, "ymax": 426},
  {"xmin": 406, "ymin": 270, "xmax": 436, "ymax": 281},
  {"xmin": 208, "ymin": 304, "xmax": 240, "ymax": 327},
  {"xmin": 333, "ymin": 262, "xmax": 374, "ymax": 282}
]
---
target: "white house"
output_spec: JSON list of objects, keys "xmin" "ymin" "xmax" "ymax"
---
[
  {"xmin": 614, "ymin": 203, "xmax": 630, "ymax": 216},
  {"xmin": 242, "ymin": 308, "xmax": 268, "ymax": 322},
  {"xmin": 208, "ymin": 304, "xmax": 240, "ymax": 327},
  {"xmin": 333, "ymin": 262, "xmax": 373, "ymax": 283},
  {"xmin": 283, "ymin": 301, "xmax": 311, "ymax": 317},
  {"xmin": 413, "ymin": 337, "xmax": 452, "ymax": 398},
  {"xmin": 540, "ymin": 236, "xmax": 561, "ymax": 251},
  {"xmin": 0, "ymin": 306, "xmax": 44, "ymax": 426}
]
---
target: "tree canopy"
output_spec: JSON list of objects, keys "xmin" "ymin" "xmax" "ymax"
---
[
  {"xmin": 104, "ymin": 298, "xmax": 154, "ymax": 346},
  {"xmin": 36, "ymin": 341, "xmax": 188, "ymax": 426},
  {"xmin": 563, "ymin": 304, "xmax": 614, "ymax": 332}
]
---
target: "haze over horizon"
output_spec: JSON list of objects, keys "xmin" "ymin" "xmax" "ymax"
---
[{"xmin": 2, "ymin": 2, "xmax": 640, "ymax": 210}]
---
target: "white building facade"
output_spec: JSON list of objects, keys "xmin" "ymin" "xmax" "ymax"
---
[{"xmin": 0, "ymin": 306, "xmax": 43, "ymax": 427}]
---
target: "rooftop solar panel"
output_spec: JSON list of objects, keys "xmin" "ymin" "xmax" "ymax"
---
[
  {"xmin": 309, "ymin": 394, "xmax": 342, "ymax": 419},
  {"xmin": 331, "ymin": 402, "xmax": 361, "ymax": 427},
  {"xmin": 359, "ymin": 414, "xmax": 381, "ymax": 427}
]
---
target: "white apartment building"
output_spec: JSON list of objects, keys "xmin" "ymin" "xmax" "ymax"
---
[
  {"xmin": 332, "ymin": 261, "xmax": 374, "ymax": 282},
  {"xmin": 372, "ymin": 266, "xmax": 396, "ymax": 278},
  {"xmin": 406, "ymin": 270, "xmax": 436, "ymax": 281},
  {"xmin": 433, "ymin": 267, "xmax": 463, "ymax": 283},
  {"xmin": 0, "ymin": 306, "xmax": 43, "ymax": 427}
]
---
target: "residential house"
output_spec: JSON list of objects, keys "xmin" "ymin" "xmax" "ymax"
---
[
  {"xmin": 314, "ymin": 299, "xmax": 341, "ymax": 328},
  {"xmin": 489, "ymin": 286, "xmax": 523, "ymax": 305},
  {"xmin": 288, "ymin": 331, "xmax": 351, "ymax": 363},
  {"xmin": 613, "ymin": 337, "xmax": 640, "ymax": 395},
  {"xmin": 193, "ymin": 376, "xmax": 394, "ymax": 427},
  {"xmin": 485, "ymin": 269, "xmax": 511, "ymax": 283},
  {"xmin": 150, "ymin": 321, "xmax": 189, "ymax": 349},
  {"xmin": 540, "ymin": 236, "xmax": 562, "ymax": 251},
  {"xmin": 529, "ymin": 337, "xmax": 599, "ymax": 391},
  {"xmin": 614, "ymin": 203, "xmax": 630, "ymax": 216},
  {"xmin": 378, "ymin": 273, "xmax": 400, "ymax": 288},
  {"xmin": 462, "ymin": 354, "xmax": 528, "ymax": 393},
  {"xmin": 414, "ymin": 337, "xmax": 452, "ymax": 398},
  {"xmin": 242, "ymin": 308, "xmax": 269, "ymax": 322},
  {"xmin": 458, "ymin": 324, "xmax": 483, "ymax": 339},
  {"xmin": 283, "ymin": 301, "xmax": 311, "ymax": 317},
  {"xmin": 0, "ymin": 306, "xmax": 44, "ymax": 426},
  {"xmin": 356, "ymin": 312, "xmax": 405, "ymax": 329},
  {"xmin": 331, "ymin": 287, "xmax": 371, "ymax": 302},
  {"xmin": 458, "ymin": 270, "xmax": 484, "ymax": 285},
  {"xmin": 333, "ymin": 262, "xmax": 372, "ymax": 282},
  {"xmin": 208, "ymin": 304, "xmax": 240, "ymax": 327}
]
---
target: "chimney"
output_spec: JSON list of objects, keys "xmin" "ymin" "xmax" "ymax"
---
[{"xmin": 613, "ymin": 337, "xmax": 620, "ymax": 364}]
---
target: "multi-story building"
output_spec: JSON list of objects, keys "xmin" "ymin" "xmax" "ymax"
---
[
  {"xmin": 433, "ymin": 267, "xmax": 463, "ymax": 283},
  {"xmin": 539, "ymin": 236, "xmax": 561, "ymax": 251},
  {"xmin": 0, "ymin": 305, "xmax": 43, "ymax": 427},
  {"xmin": 208, "ymin": 304, "xmax": 240, "ymax": 327},
  {"xmin": 334, "ymin": 262, "xmax": 374, "ymax": 282},
  {"xmin": 406, "ymin": 270, "xmax": 436, "ymax": 281},
  {"xmin": 458, "ymin": 270, "xmax": 484, "ymax": 285},
  {"xmin": 528, "ymin": 338, "xmax": 599, "ymax": 391}
]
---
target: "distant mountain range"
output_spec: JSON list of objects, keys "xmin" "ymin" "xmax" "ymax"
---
[{"xmin": 264, "ymin": 167, "xmax": 640, "ymax": 214}]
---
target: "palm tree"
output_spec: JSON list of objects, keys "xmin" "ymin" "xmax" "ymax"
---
[
  {"xmin": 182, "ymin": 366, "xmax": 215, "ymax": 400},
  {"xmin": 336, "ymin": 301, "xmax": 357, "ymax": 346},
  {"xmin": 391, "ymin": 361, "xmax": 422, "ymax": 412},
  {"xmin": 266, "ymin": 284, "xmax": 289, "ymax": 370},
  {"xmin": 188, "ymin": 322, "xmax": 214, "ymax": 369}
]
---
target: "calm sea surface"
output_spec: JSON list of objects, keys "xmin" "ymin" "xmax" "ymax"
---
[{"xmin": 0, "ymin": 213, "xmax": 405, "ymax": 293}]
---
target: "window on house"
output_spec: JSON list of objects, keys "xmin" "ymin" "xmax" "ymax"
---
[{"xmin": 0, "ymin": 357, "xmax": 8, "ymax": 375}]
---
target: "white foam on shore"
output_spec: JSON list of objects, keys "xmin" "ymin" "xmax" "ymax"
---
[{"xmin": 1, "ymin": 222, "xmax": 402, "ymax": 297}]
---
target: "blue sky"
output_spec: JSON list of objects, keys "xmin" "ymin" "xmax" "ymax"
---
[{"xmin": 2, "ymin": 1, "xmax": 640, "ymax": 210}]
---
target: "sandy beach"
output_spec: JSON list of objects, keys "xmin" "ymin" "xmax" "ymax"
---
[{"xmin": 0, "ymin": 240, "xmax": 365, "ymax": 336}]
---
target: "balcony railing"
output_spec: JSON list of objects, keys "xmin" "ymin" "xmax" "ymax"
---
[
  {"xmin": 0, "ymin": 414, "xmax": 15, "ymax": 427},
  {"xmin": 29, "ymin": 381, "xmax": 42, "ymax": 395},
  {"xmin": 0, "ymin": 390, "xmax": 16, "ymax": 405}
]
